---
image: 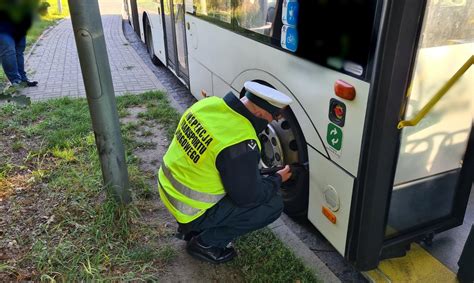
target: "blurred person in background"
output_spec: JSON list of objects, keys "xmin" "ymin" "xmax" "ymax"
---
[{"xmin": 0, "ymin": 0, "xmax": 40, "ymax": 88}]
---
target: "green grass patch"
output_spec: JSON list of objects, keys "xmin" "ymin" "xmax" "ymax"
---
[
  {"xmin": 0, "ymin": 92, "xmax": 177, "ymax": 281},
  {"xmin": 12, "ymin": 140, "xmax": 24, "ymax": 151},
  {"xmin": 21, "ymin": 98, "xmax": 91, "ymax": 148},
  {"xmin": 231, "ymin": 228, "xmax": 319, "ymax": 282}
]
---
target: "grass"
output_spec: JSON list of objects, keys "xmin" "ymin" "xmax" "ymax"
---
[
  {"xmin": 230, "ymin": 229, "xmax": 319, "ymax": 282},
  {"xmin": 0, "ymin": 92, "xmax": 177, "ymax": 281},
  {"xmin": 0, "ymin": 0, "xmax": 69, "ymax": 88},
  {"xmin": 0, "ymin": 91, "xmax": 319, "ymax": 281}
]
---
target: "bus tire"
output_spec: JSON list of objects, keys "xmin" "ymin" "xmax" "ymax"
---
[
  {"xmin": 144, "ymin": 17, "xmax": 161, "ymax": 66},
  {"xmin": 274, "ymin": 108, "xmax": 309, "ymax": 218},
  {"xmin": 240, "ymin": 82, "xmax": 309, "ymax": 218}
]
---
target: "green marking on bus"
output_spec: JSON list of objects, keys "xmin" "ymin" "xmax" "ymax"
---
[{"xmin": 327, "ymin": 123, "xmax": 343, "ymax": 151}]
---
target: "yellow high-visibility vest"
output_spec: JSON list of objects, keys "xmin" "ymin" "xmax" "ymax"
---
[{"xmin": 158, "ymin": 96, "xmax": 261, "ymax": 223}]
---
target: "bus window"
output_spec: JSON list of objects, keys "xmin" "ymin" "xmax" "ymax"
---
[
  {"xmin": 296, "ymin": 0, "xmax": 377, "ymax": 78},
  {"xmin": 235, "ymin": 0, "xmax": 278, "ymax": 37},
  {"xmin": 194, "ymin": 0, "xmax": 232, "ymax": 23},
  {"xmin": 419, "ymin": 0, "xmax": 474, "ymax": 47},
  {"xmin": 233, "ymin": 0, "xmax": 379, "ymax": 79},
  {"xmin": 189, "ymin": 0, "xmax": 380, "ymax": 80}
]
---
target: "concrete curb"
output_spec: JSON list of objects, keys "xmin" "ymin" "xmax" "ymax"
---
[
  {"xmin": 168, "ymin": 95, "xmax": 189, "ymax": 115},
  {"xmin": 269, "ymin": 218, "xmax": 341, "ymax": 283}
]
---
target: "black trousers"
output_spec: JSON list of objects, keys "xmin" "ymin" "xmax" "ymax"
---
[{"xmin": 179, "ymin": 193, "xmax": 283, "ymax": 248}]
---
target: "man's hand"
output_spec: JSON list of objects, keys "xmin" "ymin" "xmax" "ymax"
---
[{"xmin": 277, "ymin": 165, "xmax": 292, "ymax": 183}]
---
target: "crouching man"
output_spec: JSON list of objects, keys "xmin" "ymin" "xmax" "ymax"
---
[{"xmin": 158, "ymin": 81, "xmax": 293, "ymax": 264}]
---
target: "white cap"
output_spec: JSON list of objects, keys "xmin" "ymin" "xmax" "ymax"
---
[{"xmin": 244, "ymin": 81, "xmax": 293, "ymax": 110}]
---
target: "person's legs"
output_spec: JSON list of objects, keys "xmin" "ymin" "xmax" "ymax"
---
[
  {"xmin": 15, "ymin": 36, "xmax": 28, "ymax": 82},
  {"xmin": 0, "ymin": 33, "xmax": 22, "ymax": 84},
  {"xmin": 184, "ymin": 194, "xmax": 284, "ymax": 248}
]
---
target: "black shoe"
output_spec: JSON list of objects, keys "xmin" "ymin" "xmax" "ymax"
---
[
  {"xmin": 24, "ymin": 81, "xmax": 38, "ymax": 87},
  {"xmin": 186, "ymin": 237, "xmax": 236, "ymax": 264}
]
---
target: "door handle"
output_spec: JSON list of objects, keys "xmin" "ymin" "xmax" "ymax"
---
[{"xmin": 398, "ymin": 55, "xmax": 473, "ymax": 129}]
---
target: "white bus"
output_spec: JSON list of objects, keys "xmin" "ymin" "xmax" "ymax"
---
[{"xmin": 124, "ymin": 0, "xmax": 474, "ymax": 270}]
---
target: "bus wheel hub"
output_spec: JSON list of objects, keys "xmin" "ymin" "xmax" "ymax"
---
[{"xmin": 259, "ymin": 124, "xmax": 285, "ymax": 168}]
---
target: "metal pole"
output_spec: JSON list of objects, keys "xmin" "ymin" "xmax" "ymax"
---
[
  {"xmin": 57, "ymin": 0, "xmax": 62, "ymax": 14},
  {"xmin": 68, "ymin": 0, "xmax": 132, "ymax": 204}
]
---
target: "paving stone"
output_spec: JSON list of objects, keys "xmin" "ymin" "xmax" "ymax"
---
[
  {"xmin": 122, "ymin": 22, "xmax": 197, "ymax": 113},
  {"xmin": 20, "ymin": 10, "xmax": 165, "ymax": 100}
]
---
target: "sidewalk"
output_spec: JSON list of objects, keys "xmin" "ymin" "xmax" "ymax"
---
[{"xmin": 20, "ymin": 14, "xmax": 165, "ymax": 100}]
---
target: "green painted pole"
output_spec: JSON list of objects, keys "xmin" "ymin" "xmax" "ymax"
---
[{"xmin": 68, "ymin": 0, "xmax": 131, "ymax": 204}]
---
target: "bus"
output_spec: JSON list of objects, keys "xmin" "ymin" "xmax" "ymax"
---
[{"xmin": 124, "ymin": 0, "xmax": 474, "ymax": 270}]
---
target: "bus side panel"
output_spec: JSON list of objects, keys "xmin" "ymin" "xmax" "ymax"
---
[
  {"xmin": 127, "ymin": 0, "xmax": 140, "ymax": 36},
  {"xmin": 122, "ymin": 0, "xmax": 131, "ymax": 22},
  {"xmin": 212, "ymin": 74, "xmax": 233, "ymax": 98},
  {"xmin": 136, "ymin": 1, "xmax": 167, "ymax": 64},
  {"xmin": 188, "ymin": 57, "xmax": 212, "ymax": 100},
  {"xmin": 148, "ymin": 8, "xmax": 167, "ymax": 64},
  {"xmin": 185, "ymin": 16, "xmax": 328, "ymax": 161},
  {"xmin": 230, "ymin": 69, "xmax": 320, "ymax": 151},
  {"xmin": 186, "ymin": 15, "xmax": 371, "ymax": 176},
  {"xmin": 136, "ymin": 4, "xmax": 146, "ymax": 42},
  {"xmin": 307, "ymin": 148, "xmax": 355, "ymax": 255}
]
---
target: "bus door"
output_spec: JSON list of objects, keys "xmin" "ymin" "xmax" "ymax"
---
[
  {"xmin": 347, "ymin": 0, "xmax": 473, "ymax": 270},
  {"xmin": 162, "ymin": 0, "xmax": 190, "ymax": 84},
  {"xmin": 387, "ymin": 0, "xmax": 473, "ymax": 250}
]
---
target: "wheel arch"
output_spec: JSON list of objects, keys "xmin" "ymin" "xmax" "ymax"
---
[
  {"xmin": 231, "ymin": 69, "xmax": 325, "ymax": 155},
  {"xmin": 142, "ymin": 11, "xmax": 149, "ymax": 38},
  {"xmin": 142, "ymin": 11, "xmax": 150, "ymax": 28},
  {"xmin": 140, "ymin": 11, "xmax": 151, "ymax": 42},
  {"xmin": 236, "ymin": 77, "xmax": 309, "ymax": 164},
  {"xmin": 234, "ymin": 74, "xmax": 310, "ymax": 217}
]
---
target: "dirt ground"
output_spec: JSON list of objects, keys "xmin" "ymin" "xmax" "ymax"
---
[
  {"xmin": 0, "ymin": 122, "xmax": 58, "ymax": 279},
  {"xmin": 122, "ymin": 107, "xmax": 244, "ymax": 282}
]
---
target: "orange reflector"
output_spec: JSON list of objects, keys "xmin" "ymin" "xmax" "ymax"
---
[
  {"xmin": 334, "ymin": 80, "xmax": 356, "ymax": 101},
  {"xmin": 322, "ymin": 206, "xmax": 337, "ymax": 224}
]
